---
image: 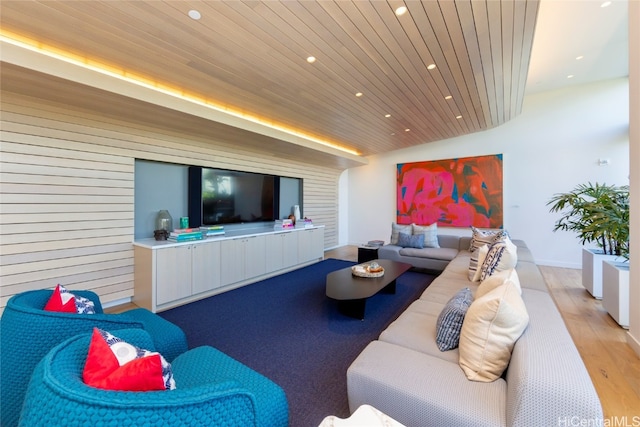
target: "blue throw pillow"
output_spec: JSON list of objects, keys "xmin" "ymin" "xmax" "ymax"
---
[
  {"xmin": 436, "ymin": 288, "xmax": 474, "ymax": 351},
  {"xmin": 397, "ymin": 231, "xmax": 424, "ymax": 249}
]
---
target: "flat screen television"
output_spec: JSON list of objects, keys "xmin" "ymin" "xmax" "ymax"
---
[{"xmin": 189, "ymin": 167, "xmax": 277, "ymax": 226}]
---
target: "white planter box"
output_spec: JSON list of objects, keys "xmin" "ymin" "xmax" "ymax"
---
[
  {"xmin": 602, "ymin": 260, "xmax": 630, "ymax": 328},
  {"xmin": 582, "ymin": 248, "xmax": 622, "ymax": 299}
]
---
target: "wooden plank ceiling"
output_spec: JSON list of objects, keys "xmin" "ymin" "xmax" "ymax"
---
[{"xmin": 0, "ymin": 0, "xmax": 539, "ymax": 159}]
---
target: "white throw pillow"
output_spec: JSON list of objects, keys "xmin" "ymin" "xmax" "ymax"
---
[
  {"xmin": 476, "ymin": 268, "xmax": 521, "ymax": 300},
  {"xmin": 390, "ymin": 223, "xmax": 413, "ymax": 245},
  {"xmin": 459, "ymin": 280, "xmax": 529, "ymax": 382},
  {"xmin": 468, "ymin": 244, "xmax": 489, "ymax": 282},
  {"xmin": 413, "ymin": 223, "xmax": 439, "ymax": 248},
  {"xmin": 479, "ymin": 237, "xmax": 518, "ymax": 281}
]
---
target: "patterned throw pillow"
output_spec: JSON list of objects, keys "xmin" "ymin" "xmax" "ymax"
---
[
  {"xmin": 44, "ymin": 284, "xmax": 96, "ymax": 314},
  {"xmin": 390, "ymin": 223, "xmax": 413, "ymax": 245},
  {"xmin": 468, "ymin": 244, "xmax": 489, "ymax": 282},
  {"xmin": 397, "ymin": 231, "xmax": 425, "ymax": 249},
  {"xmin": 469, "ymin": 227, "xmax": 509, "ymax": 252},
  {"xmin": 436, "ymin": 288, "xmax": 474, "ymax": 351},
  {"xmin": 83, "ymin": 328, "xmax": 176, "ymax": 391},
  {"xmin": 479, "ymin": 238, "xmax": 518, "ymax": 281},
  {"xmin": 413, "ymin": 223, "xmax": 440, "ymax": 248}
]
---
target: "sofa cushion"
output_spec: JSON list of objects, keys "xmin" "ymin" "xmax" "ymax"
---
[
  {"xmin": 379, "ymin": 311, "xmax": 459, "ymax": 364},
  {"xmin": 390, "ymin": 223, "xmax": 413, "ymax": 245},
  {"xmin": 479, "ymin": 238, "xmax": 518, "ymax": 281},
  {"xmin": 399, "ymin": 247, "xmax": 459, "ymax": 261},
  {"xmin": 459, "ymin": 280, "xmax": 529, "ymax": 382},
  {"xmin": 347, "ymin": 341, "xmax": 507, "ymax": 427},
  {"xmin": 469, "ymin": 227, "xmax": 509, "ymax": 252},
  {"xmin": 436, "ymin": 288, "xmax": 473, "ymax": 351},
  {"xmin": 397, "ymin": 231, "xmax": 424, "ymax": 249},
  {"xmin": 413, "ymin": 223, "xmax": 439, "ymax": 248},
  {"xmin": 468, "ymin": 244, "xmax": 489, "ymax": 282}
]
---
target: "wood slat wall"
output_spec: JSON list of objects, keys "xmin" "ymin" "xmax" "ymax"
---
[{"xmin": 0, "ymin": 91, "xmax": 342, "ymax": 311}]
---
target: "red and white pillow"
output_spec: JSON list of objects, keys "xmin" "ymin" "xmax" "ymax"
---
[
  {"xmin": 44, "ymin": 284, "xmax": 95, "ymax": 314},
  {"xmin": 83, "ymin": 328, "xmax": 176, "ymax": 391}
]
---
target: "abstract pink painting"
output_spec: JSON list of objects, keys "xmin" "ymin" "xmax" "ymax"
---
[{"xmin": 397, "ymin": 154, "xmax": 503, "ymax": 228}]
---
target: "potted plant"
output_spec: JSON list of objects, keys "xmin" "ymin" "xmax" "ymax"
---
[{"xmin": 547, "ymin": 182, "xmax": 629, "ymax": 298}]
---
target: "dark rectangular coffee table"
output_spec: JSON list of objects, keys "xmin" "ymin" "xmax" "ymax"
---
[{"xmin": 326, "ymin": 259, "xmax": 411, "ymax": 319}]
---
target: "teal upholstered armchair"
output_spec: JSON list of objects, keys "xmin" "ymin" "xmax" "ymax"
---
[
  {"xmin": 18, "ymin": 329, "xmax": 289, "ymax": 427},
  {"xmin": 0, "ymin": 290, "xmax": 188, "ymax": 427}
]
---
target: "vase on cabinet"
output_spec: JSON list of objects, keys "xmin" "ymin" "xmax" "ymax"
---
[{"xmin": 154, "ymin": 209, "xmax": 173, "ymax": 240}]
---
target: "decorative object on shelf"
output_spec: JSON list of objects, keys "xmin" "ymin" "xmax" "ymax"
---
[
  {"xmin": 352, "ymin": 261, "xmax": 385, "ymax": 278},
  {"xmin": 155, "ymin": 210, "xmax": 174, "ymax": 231},
  {"xmin": 180, "ymin": 216, "xmax": 189, "ymax": 229},
  {"xmin": 153, "ymin": 230, "xmax": 169, "ymax": 241},
  {"xmin": 154, "ymin": 209, "xmax": 173, "ymax": 240},
  {"xmin": 293, "ymin": 205, "xmax": 301, "ymax": 222},
  {"xmin": 275, "ymin": 219, "xmax": 294, "ymax": 229}
]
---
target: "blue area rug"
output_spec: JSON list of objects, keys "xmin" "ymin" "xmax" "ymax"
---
[{"xmin": 159, "ymin": 258, "xmax": 435, "ymax": 426}]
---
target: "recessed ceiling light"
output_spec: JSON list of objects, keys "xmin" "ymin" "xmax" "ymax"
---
[
  {"xmin": 445, "ymin": 95, "xmax": 453, "ymax": 100},
  {"xmin": 427, "ymin": 64, "xmax": 436, "ymax": 70},
  {"xmin": 576, "ymin": 55, "xmax": 584, "ymax": 60},
  {"xmin": 188, "ymin": 10, "xmax": 201, "ymax": 20},
  {"xmin": 355, "ymin": 92, "xmax": 363, "ymax": 97},
  {"xmin": 601, "ymin": 1, "xmax": 611, "ymax": 7},
  {"xmin": 385, "ymin": 114, "xmax": 391, "ymax": 118},
  {"xmin": 395, "ymin": 6, "xmax": 408, "ymax": 16},
  {"xmin": 567, "ymin": 75, "xmax": 575, "ymax": 79},
  {"xmin": 306, "ymin": 56, "xmax": 316, "ymax": 63},
  {"xmin": 456, "ymin": 115, "xmax": 462, "ymax": 119},
  {"xmin": 404, "ymin": 128, "xmax": 410, "ymax": 132}
]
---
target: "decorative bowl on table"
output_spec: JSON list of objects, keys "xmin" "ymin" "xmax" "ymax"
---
[{"xmin": 352, "ymin": 261, "xmax": 385, "ymax": 278}]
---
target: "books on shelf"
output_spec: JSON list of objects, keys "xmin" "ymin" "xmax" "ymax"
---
[
  {"xmin": 274, "ymin": 219, "xmax": 294, "ymax": 229},
  {"xmin": 199, "ymin": 225, "xmax": 225, "ymax": 237},
  {"xmin": 167, "ymin": 231, "xmax": 204, "ymax": 242},
  {"xmin": 171, "ymin": 228, "xmax": 200, "ymax": 234}
]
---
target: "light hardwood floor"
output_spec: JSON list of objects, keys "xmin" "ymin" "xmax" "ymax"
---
[
  {"xmin": 324, "ymin": 246, "xmax": 640, "ymax": 420},
  {"xmin": 110, "ymin": 246, "xmax": 640, "ymax": 419}
]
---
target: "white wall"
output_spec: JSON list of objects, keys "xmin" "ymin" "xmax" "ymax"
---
[
  {"xmin": 627, "ymin": 0, "xmax": 639, "ymax": 356},
  {"xmin": 345, "ymin": 78, "xmax": 630, "ymax": 268}
]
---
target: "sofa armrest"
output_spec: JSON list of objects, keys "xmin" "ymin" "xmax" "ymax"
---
[{"xmin": 506, "ymin": 290, "xmax": 603, "ymax": 426}]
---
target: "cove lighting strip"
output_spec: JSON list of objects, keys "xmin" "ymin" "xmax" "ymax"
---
[{"xmin": 0, "ymin": 31, "xmax": 360, "ymax": 157}]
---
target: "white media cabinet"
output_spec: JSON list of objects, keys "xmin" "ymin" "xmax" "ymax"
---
[{"xmin": 133, "ymin": 225, "xmax": 324, "ymax": 312}]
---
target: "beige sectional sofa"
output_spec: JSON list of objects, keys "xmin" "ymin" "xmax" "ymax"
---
[{"xmin": 347, "ymin": 235, "xmax": 603, "ymax": 427}]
